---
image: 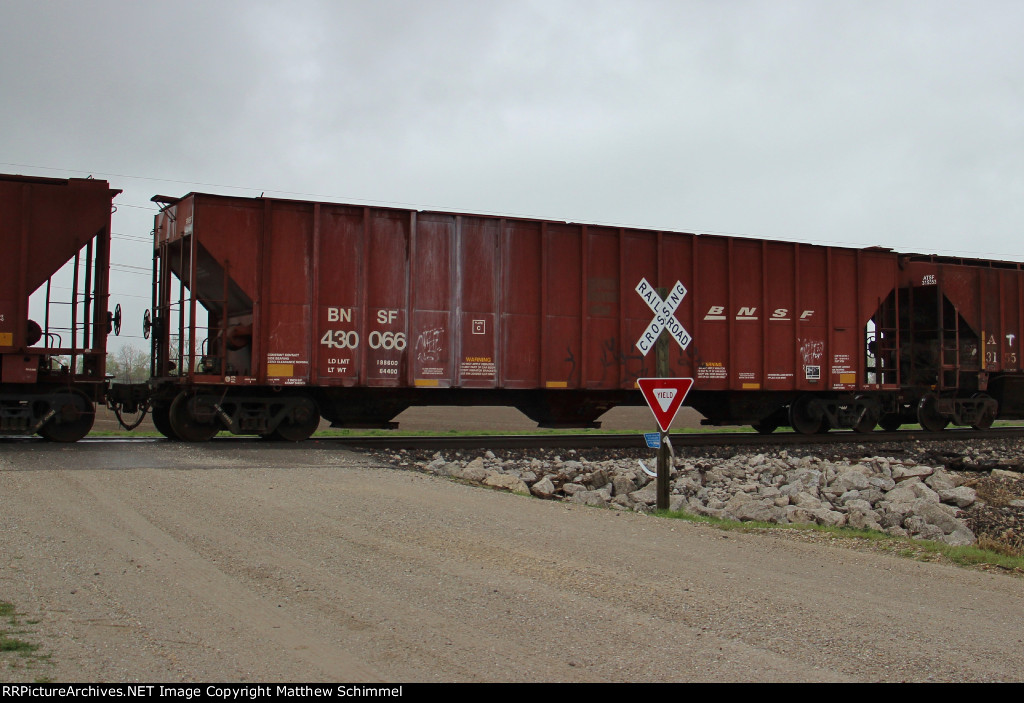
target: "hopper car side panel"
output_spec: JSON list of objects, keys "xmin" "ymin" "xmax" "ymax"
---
[
  {"xmin": 106, "ymin": 184, "xmax": 1024, "ymax": 440},
  {"xmin": 142, "ymin": 191, "xmax": 918, "ymax": 438},
  {"xmin": 0, "ymin": 174, "xmax": 119, "ymax": 440}
]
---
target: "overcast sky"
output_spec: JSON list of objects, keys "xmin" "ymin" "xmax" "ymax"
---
[{"xmin": 2, "ymin": 0, "xmax": 1023, "ymax": 346}]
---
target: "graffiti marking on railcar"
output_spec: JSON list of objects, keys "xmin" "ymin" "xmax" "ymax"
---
[
  {"xmin": 799, "ymin": 339, "xmax": 824, "ymax": 364},
  {"xmin": 597, "ymin": 337, "xmax": 648, "ymax": 384},
  {"xmin": 327, "ymin": 307, "xmax": 353, "ymax": 322},
  {"xmin": 416, "ymin": 328, "xmax": 444, "ymax": 363}
]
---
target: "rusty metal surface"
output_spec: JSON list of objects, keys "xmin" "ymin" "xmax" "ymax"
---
[
  {"xmin": 900, "ymin": 258, "xmax": 1024, "ymax": 380},
  {"xmin": 0, "ymin": 173, "xmax": 118, "ymax": 387},
  {"xmin": 152, "ymin": 192, "xmax": 909, "ymax": 398}
]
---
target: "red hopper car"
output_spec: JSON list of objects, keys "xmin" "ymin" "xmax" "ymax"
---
[
  {"xmin": 108, "ymin": 190, "xmax": 1019, "ymax": 441},
  {"xmin": 0, "ymin": 174, "xmax": 120, "ymax": 441}
]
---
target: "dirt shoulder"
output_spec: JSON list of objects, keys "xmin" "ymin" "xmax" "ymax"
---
[{"xmin": 1, "ymin": 440, "xmax": 1023, "ymax": 682}]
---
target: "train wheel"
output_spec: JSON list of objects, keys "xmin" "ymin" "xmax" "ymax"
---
[
  {"xmin": 37, "ymin": 390, "xmax": 94, "ymax": 442},
  {"xmin": 268, "ymin": 396, "xmax": 320, "ymax": 442},
  {"xmin": 878, "ymin": 414, "xmax": 902, "ymax": 432},
  {"xmin": 751, "ymin": 420, "xmax": 778, "ymax": 434},
  {"xmin": 151, "ymin": 404, "xmax": 180, "ymax": 440},
  {"xmin": 971, "ymin": 393, "xmax": 996, "ymax": 430},
  {"xmin": 916, "ymin": 394, "xmax": 948, "ymax": 432},
  {"xmin": 789, "ymin": 395, "xmax": 824, "ymax": 435},
  {"xmin": 168, "ymin": 392, "xmax": 219, "ymax": 442}
]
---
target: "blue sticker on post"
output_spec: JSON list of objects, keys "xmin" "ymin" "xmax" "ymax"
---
[{"xmin": 644, "ymin": 432, "xmax": 661, "ymax": 449}]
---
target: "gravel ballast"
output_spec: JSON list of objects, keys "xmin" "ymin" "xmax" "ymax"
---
[{"xmin": 378, "ymin": 435, "xmax": 1024, "ymax": 553}]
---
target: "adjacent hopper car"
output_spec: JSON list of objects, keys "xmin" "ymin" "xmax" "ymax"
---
[
  {"xmin": 1, "ymin": 171, "xmax": 1021, "ymax": 441},
  {"xmin": 0, "ymin": 174, "xmax": 120, "ymax": 441}
]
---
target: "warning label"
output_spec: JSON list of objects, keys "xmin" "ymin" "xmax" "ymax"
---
[
  {"xmin": 267, "ymin": 353, "xmax": 307, "ymax": 385},
  {"xmin": 460, "ymin": 356, "xmax": 495, "ymax": 377},
  {"xmin": 697, "ymin": 362, "xmax": 727, "ymax": 380}
]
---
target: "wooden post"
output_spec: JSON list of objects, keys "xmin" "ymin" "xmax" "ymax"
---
[{"xmin": 656, "ymin": 287, "xmax": 670, "ymax": 510}]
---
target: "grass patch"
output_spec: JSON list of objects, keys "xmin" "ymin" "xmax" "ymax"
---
[
  {"xmin": 0, "ymin": 636, "xmax": 39, "ymax": 654},
  {"xmin": 656, "ymin": 509, "xmax": 892, "ymax": 540},
  {"xmin": 654, "ymin": 509, "xmax": 1024, "ymax": 574},
  {"xmin": 0, "ymin": 601, "xmax": 51, "ymax": 671},
  {"xmin": 915, "ymin": 541, "xmax": 1024, "ymax": 571}
]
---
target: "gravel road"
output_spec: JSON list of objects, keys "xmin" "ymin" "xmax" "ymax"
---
[{"xmin": 1, "ymin": 439, "xmax": 1023, "ymax": 682}]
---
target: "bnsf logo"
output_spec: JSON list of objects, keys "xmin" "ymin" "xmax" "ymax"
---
[{"xmin": 703, "ymin": 306, "xmax": 815, "ymax": 321}]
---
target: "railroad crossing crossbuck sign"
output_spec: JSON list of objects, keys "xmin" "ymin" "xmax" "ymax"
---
[{"xmin": 635, "ymin": 278, "xmax": 691, "ymax": 355}]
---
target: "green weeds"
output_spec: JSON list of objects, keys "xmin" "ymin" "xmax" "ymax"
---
[
  {"xmin": 655, "ymin": 509, "xmax": 1024, "ymax": 574},
  {"xmin": 0, "ymin": 601, "xmax": 51, "ymax": 675}
]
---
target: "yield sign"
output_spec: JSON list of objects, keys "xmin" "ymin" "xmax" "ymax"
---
[
  {"xmin": 637, "ymin": 377, "xmax": 695, "ymax": 432},
  {"xmin": 635, "ymin": 278, "xmax": 692, "ymax": 356}
]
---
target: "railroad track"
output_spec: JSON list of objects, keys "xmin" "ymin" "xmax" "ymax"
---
[
  {"xmin": 320, "ymin": 426, "xmax": 1024, "ymax": 451},
  {"xmin": 5, "ymin": 425, "xmax": 1022, "ymax": 451}
]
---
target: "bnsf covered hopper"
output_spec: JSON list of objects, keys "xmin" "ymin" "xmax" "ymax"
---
[{"xmin": 143, "ymin": 191, "xmax": 978, "ymax": 440}]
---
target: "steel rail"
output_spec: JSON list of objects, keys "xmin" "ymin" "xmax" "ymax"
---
[{"xmin": 2, "ymin": 425, "xmax": 1013, "ymax": 451}]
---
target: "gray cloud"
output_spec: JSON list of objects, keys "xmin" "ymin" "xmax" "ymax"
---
[{"xmin": 3, "ymin": 0, "xmax": 1024, "ymax": 346}]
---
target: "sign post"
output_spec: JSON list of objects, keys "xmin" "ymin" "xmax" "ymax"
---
[
  {"xmin": 635, "ymin": 280, "xmax": 695, "ymax": 510},
  {"xmin": 637, "ymin": 376, "xmax": 694, "ymax": 508}
]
